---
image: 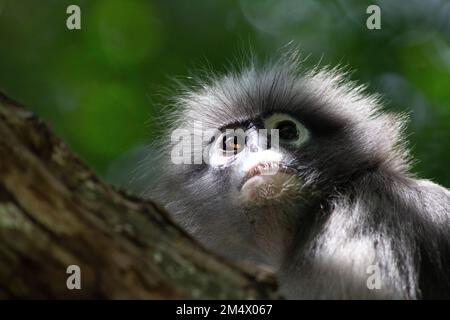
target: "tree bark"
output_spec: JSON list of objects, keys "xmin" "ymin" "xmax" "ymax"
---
[{"xmin": 0, "ymin": 91, "xmax": 277, "ymax": 299}]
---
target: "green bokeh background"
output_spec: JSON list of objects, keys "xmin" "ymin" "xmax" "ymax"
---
[{"xmin": 0, "ymin": 0, "xmax": 449, "ymax": 187}]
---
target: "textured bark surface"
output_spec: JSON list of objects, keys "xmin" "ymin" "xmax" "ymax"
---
[{"xmin": 0, "ymin": 92, "xmax": 277, "ymax": 299}]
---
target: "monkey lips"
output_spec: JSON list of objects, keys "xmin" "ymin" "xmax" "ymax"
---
[{"xmin": 238, "ymin": 162, "xmax": 301, "ymax": 206}]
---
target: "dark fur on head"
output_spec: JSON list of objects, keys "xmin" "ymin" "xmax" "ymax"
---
[{"xmin": 141, "ymin": 52, "xmax": 450, "ymax": 299}]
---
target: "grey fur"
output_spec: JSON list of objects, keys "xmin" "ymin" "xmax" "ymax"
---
[{"xmin": 138, "ymin": 53, "xmax": 450, "ymax": 299}]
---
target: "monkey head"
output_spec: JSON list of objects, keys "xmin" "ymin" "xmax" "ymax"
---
[{"xmin": 145, "ymin": 56, "xmax": 407, "ymax": 270}]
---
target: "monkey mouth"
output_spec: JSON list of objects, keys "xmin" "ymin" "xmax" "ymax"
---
[
  {"xmin": 239, "ymin": 163, "xmax": 300, "ymax": 206},
  {"xmin": 242, "ymin": 162, "xmax": 297, "ymax": 185}
]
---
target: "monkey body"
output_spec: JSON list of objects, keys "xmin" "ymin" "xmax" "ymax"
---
[
  {"xmin": 143, "ymin": 55, "xmax": 450, "ymax": 299},
  {"xmin": 279, "ymin": 173, "xmax": 450, "ymax": 299}
]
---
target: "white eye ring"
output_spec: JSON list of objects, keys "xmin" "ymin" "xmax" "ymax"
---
[{"xmin": 264, "ymin": 113, "xmax": 309, "ymax": 147}]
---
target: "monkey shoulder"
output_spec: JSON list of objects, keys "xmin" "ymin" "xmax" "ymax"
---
[{"xmin": 320, "ymin": 175, "xmax": 450, "ymax": 298}]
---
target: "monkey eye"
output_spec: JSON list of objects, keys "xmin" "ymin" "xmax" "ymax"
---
[
  {"xmin": 264, "ymin": 113, "xmax": 309, "ymax": 146},
  {"xmin": 208, "ymin": 128, "xmax": 246, "ymax": 166},
  {"xmin": 275, "ymin": 120, "xmax": 299, "ymax": 141},
  {"xmin": 221, "ymin": 132, "xmax": 245, "ymax": 155}
]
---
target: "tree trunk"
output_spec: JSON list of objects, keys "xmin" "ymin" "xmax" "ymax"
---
[{"xmin": 0, "ymin": 91, "xmax": 277, "ymax": 299}]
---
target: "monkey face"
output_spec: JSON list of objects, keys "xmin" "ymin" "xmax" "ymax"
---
[{"xmin": 207, "ymin": 113, "xmax": 308, "ymax": 209}]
